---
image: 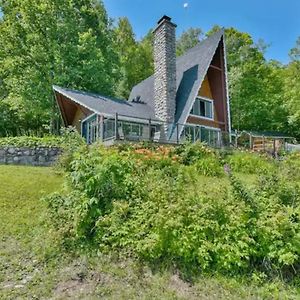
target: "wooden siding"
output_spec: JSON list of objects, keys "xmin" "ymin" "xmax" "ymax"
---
[
  {"xmin": 55, "ymin": 91, "xmax": 92, "ymax": 131},
  {"xmin": 198, "ymin": 75, "xmax": 213, "ymax": 99},
  {"xmin": 72, "ymin": 108, "xmax": 86, "ymax": 131},
  {"xmin": 187, "ymin": 40, "xmax": 228, "ymax": 132}
]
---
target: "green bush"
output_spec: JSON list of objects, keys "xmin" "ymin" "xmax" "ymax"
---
[
  {"xmin": 227, "ymin": 151, "xmax": 276, "ymax": 174},
  {"xmin": 44, "ymin": 143, "xmax": 300, "ymax": 279},
  {"xmin": 281, "ymin": 152, "xmax": 300, "ymax": 179},
  {"xmin": 0, "ymin": 135, "xmax": 63, "ymax": 148},
  {"xmin": 195, "ymin": 156, "xmax": 224, "ymax": 177},
  {"xmin": 55, "ymin": 127, "xmax": 86, "ymax": 171},
  {"xmin": 174, "ymin": 141, "xmax": 216, "ymax": 165}
]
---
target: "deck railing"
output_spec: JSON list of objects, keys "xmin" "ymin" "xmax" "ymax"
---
[
  {"xmin": 82, "ymin": 113, "xmax": 297, "ymax": 153},
  {"xmin": 83, "ymin": 113, "xmax": 232, "ymax": 148}
]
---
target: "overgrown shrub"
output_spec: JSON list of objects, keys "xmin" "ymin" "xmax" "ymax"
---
[
  {"xmin": 281, "ymin": 152, "xmax": 300, "ymax": 179},
  {"xmin": 0, "ymin": 135, "xmax": 63, "ymax": 148},
  {"xmin": 227, "ymin": 151, "xmax": 276, "ymax": 174},
  {"xmin": 44, "ymin": 142, "xmax": 300, "ymax": 279},
  {"xmin": 195, "ymin": 156, "xmax": 224, "ymax": 177},
  {"xmin": 55, "ymin": 127, "xmax": 86, "ymax": 171},
  {"xmin": 174, "ymin": 141, "xmax": 216, "ymax": 165}
]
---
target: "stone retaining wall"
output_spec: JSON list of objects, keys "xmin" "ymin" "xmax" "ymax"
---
[{"xmin": 0, "ymin": 146, "xmax": 62, "ymax": 166}]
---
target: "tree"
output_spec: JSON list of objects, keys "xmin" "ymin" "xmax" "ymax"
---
[
  {"xmin": 114, "ymin": 18, "xmax": 153, "ymax": 99},
  {"xmin": 0, "ymin": 0, "xmax": 118, "ymax": 134},
  {"xmin": 176, "ymin": 27, "xmax": 202, "ymax": 56},
  {"xmin": 283, "ymin": 37, "xmax": 300, "ymax": 138}
]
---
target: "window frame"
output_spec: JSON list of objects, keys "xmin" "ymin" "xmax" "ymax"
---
[{"xmin": 190, "ymin": 96, "xmax": 214, "ymax": 121}]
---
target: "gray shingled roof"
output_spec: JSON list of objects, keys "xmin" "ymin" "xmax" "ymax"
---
[
  {"xmin": 129, "ymin": 29, "xmax": 224, "ymax": 127},
  {"xmin": 53, "ymin": 85, "xmax": 159, "ymax": 121}
]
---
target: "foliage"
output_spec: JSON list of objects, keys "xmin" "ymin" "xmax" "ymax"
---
[
  {"xmin": 0, "ymin": 135, "xmax": 63, "ymax": 148},
  {"xmin": 55, "ymin": 127, "xmax": 86, "ymax": 171},
  {"xmin": 0, "ymin": 101, "xmax": 21, "ymax": 136},
  {"xmin": 0, "ymin": 126, "xmax": 84, "ymax": 150},
  {"xmin": 44, "ymin": 143, "xmax": 300, "ymax": 281},
  {"xmin": 114, "ymin": 18, "xmax": 153, "ymax": 99},
  {"xmin": 0, "ymin": 0, "xmax": 299, "ymax": 138},
  {"xmin": 0, "ymin": 0, "xmax": 119, "ymax": 133},
  {"xmin": 2, "ymin": 164, "xmax": 299, "ymax": 299},
  {"xmin": 174, "ymin": 141, "xmax": 216, "ymax": 165},
  {"xmin": 227, "ymin": 150, "xmax": 276, "ymax": 174},
  {"xmin": 176, "ymin": 27, "xmax": 202, "ymax": 56},
  {"xmin": 283, "ymin": 38, "xmax": 300, "ymax": 138}
]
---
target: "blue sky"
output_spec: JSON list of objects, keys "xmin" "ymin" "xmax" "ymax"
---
[{"xmin": 103, "ymin": 0, "xmax": 300, "ymax": 64}]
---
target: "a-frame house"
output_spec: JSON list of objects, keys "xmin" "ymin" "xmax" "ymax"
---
[{"xmin": 54, "ymin": 15, "xmax": 231, "ymax": 145}]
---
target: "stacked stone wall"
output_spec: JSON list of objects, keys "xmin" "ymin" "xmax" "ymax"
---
[{"xmin": 0, "ymin": 146, "xmax": 62, "ymax": 166}]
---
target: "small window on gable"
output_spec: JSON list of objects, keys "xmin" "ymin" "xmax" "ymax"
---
[{"xmin": 191, "ymin": 97, "xmax": 213, "ymax": 120}]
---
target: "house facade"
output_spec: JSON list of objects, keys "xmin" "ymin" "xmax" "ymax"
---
[{"xmin": 54, "ymin": 15, "xmax": 231, "ymax": 146}]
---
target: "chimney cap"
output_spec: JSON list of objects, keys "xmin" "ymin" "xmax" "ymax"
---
[
  {"xmin": 157, "ymin": 15, "xmax": 172, "ymax": 24},
  {"xmin": 153, "ymin": 15, "xmax": 177, "ymax": 33}
]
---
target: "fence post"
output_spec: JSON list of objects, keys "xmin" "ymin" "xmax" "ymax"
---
[
  {"xmin": 176, "ymin": 123, "xmax": 179, "ymax": 144},
  {"xmin": 235, "ymin": 130, "xmax": 238, "ymax": 148},
  {"xmin": 250, "ymin": 134, "xmax": 253, "ymax": 150},
  {"xmin": 263, "ymin": 135, "xmax": 266, "ymax": 152},
  {"xmin": 115, "ymin": 113, "xmax": 119, "ymax": 140}
]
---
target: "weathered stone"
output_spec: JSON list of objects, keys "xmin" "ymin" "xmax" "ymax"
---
[
  {"xmin": 38, "ymin": 155, "xmax": 46, "ymax": 163},
  {"xmin": 7, "ymin": 148, "xmax": 15, "ymax": 154},
  {"xmin": 49, "ymin": 150, "xmax": 57, "ymax": 156},
  {"xmin": 153, "ymin": 16, "xmax": 177, "ymax": 127},
  {"xmin": 0, "ymin": 146, "xmax": 62, "ymax": 166}
]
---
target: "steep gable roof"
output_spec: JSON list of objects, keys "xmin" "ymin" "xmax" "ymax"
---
[{"xmin": 129, "ymin": 29, "xmax": 225, "ymax": 127}]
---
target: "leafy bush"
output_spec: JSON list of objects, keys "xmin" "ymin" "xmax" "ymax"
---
[
  {"xmin": 44, "ymin": 142, "xmax": 300, "ymax": 280},
  {"xmin": 227, "ymin": 151, "xmax": 276, "ymax": 174},
  {"xmin": 195, "ymin": 156, "xmax": 224, "ymax": 177},
  {"xmin": 174, "ymin": 141, "xmax": 216, "ymax": 165},
  {"xmin": 281, "ymin": 152, "xmax": 300, "ymax": 179},
  {"xmin": 55, "ymin": 127, "xmax": 86, "ymax": 171},
  {"xmin": 0, "ymin": 135, "xmax": 63, "ymax": 148}
]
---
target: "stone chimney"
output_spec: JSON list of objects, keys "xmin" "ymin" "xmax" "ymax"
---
[{"xmin": 153, "ymin": 15, "xmax": 177, "ymax": 126}]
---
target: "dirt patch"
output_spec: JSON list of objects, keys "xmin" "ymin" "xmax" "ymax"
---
[{"xmin": 168, "ymin": 273, "xmax": 197, "ymax": 300}]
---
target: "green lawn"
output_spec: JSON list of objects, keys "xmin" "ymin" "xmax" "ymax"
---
[{"xmin": 0, "ymin": 165, "xmax": 299, "ymax": 299}]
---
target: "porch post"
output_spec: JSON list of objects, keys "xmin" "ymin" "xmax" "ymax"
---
[
  {"xmin": 149, "ymin": 119, "xmax": 152, "ymax": 141},
  {"xmin": 96, "ymin": 115, "xmax": 99, "ymax": 140},
  {"xmin": 115, "ymin": 113, "xmax": 119, "ymax": 140},
  {"xmin": 176, "ymin": 123, "xmax": 179, "ymax": 144},
  {"xmin": 100, "ymin": 115, "xmax": 104, "ymax": 142}
]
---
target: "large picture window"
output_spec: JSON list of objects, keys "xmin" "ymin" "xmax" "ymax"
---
[{"xmin": 191, "ymin": 97, "xmax": 213, "ymax": 119}]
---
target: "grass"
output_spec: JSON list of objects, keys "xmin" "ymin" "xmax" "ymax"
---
[{"xmin": 0, "ymin": 165, "xmax": 299, "ymax": 299}]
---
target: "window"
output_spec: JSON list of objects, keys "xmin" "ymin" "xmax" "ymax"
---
[
  {"xmin": 182, "ymin": 124, "xmax": 220, "ymax": 146},
  {"xmin": 191, "ymin": 97, "xmax": 213, "ymax": 119}
]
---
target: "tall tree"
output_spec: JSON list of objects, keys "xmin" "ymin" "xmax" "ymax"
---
[
  {"xmin": 176, "ymin": 27, "xmax": 202, "ymax": 56},
  {"xmin": 114, "ymin": 18, "xmax": 153, "ymax": 99},
  {"xmin": 0, "ymin": 0, "xmax": 118, "ymax": 133},
  {"xmin": 284, "ymin": 37, "xmax": 300, "ymax": 137}
]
